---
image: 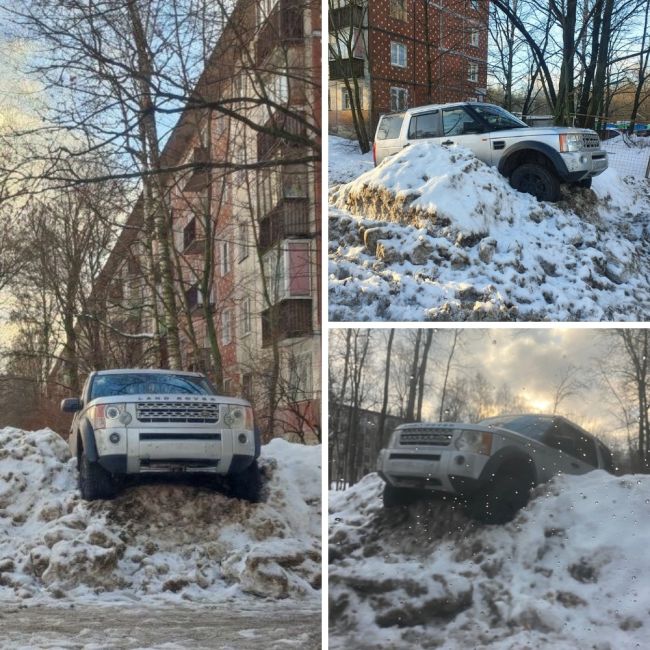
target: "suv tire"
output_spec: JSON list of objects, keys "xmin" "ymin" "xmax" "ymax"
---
[
  {"xmin": 230, "ymin": 460, "xmax": 262, "ymax": 503},
  {"xmin": 79, "ymin": 450, "xmax": 118, "ymax": 501},
  {"xmin": 382, "ymin": 483, "xmax": 419, "ymax": 508},
  {"xmin": 466, "ymin": 474, "xmax": 530, "ymax": 524},
  {"xmin": 510, "ymin": 163, "xmax": 561, "ymax": 202}
]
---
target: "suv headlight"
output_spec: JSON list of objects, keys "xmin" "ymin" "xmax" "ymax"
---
[
  {"xmin": 90, "ymin": 403, "xmax": 131, "ymax": 429},
  {"xmin": 223, "ymin": 405, "xmax": 254, "ymax": 430},
  {"xmin": 453, "ymin": 430, "xmax": 492, "ymax": 455},
  {"xmin": 559, "ymin": 133, "xmax": 583, "ymax": 152}
]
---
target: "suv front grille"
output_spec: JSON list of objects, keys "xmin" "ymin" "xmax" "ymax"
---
[
  {"xmin": 136, "ymin": 402, "xmax": 219, "ymax": 423},
  {"xmin": 399, "ymin": 430, "xmax": 453, "ymax": 446},
  {"xmin": 582, "ymin": 133, "xmax": 601, "ymax": 149}
]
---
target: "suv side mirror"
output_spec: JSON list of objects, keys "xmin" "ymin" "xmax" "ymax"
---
[{"xmin": 61, "ymin": 398, "xmax": 82, "ymax": 413}]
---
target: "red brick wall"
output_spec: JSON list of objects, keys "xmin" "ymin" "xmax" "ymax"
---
[{"xmin": 367, "ymin": 0, "xmax": 488, "ymax": 128}]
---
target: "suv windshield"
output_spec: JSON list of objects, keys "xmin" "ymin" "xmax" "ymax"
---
[
  {"xmin": 90, "ymin": 373, "xmax": 215, "ymax": 400},
  {"xmin": 472, "ymin": 104, "xmax": 527, "ymax": 131},
  {"xmin": 479, "ymin": 414, "xmax": 555, "ymax": 441}
]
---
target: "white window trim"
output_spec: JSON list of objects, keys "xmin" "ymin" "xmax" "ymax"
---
[
  {"xmin": 390, "ymin": 41, "xmax": 407, "ymax": 68},
  {"xmin": 468, "ymin": 63, "xmax": 479, "ymax": 83},
  {"xmin": 390, "ymin": 86, "xmax": 408, "ymax": 112},
  {"xmin": 221, "ymin": 241, "xmax": 230, "ymax": 276},
  {"xmin": 470, "ymin": 30, "xmax": 479, "ymax": 48},
  {"xmin": 241, "ymin": 297, "xmax": 252, "ymax": 336},
  {"xmin": 222, "ymin": 308, "xmax": 232, "ymax": 345}
]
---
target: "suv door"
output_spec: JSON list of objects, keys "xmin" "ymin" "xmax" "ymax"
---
[
  {"xmin": 440, "ymin": 106, "xmax": 491, "ymax": 164},
  {"xmin": 543, "ymin": 420, "xmax": 597, "ymax": 474},
  {"xmin": 407, "ymin": 109, "xmax": 442, "ymax": 144},
  {"xmin": 375, "ymin": 113, "xmax": 406, "ymax": 164}
]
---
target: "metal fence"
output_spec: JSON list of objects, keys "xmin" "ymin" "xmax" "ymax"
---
[{"xmin": 599, "ymin": 132, "xmax": 650, "ymax": 179}]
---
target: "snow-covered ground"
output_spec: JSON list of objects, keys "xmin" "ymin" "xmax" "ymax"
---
[
  {"xmin": 329, "ymin": 472, "xmax": 650, "ymax": 649},
  {"xmin": 602, "ymin": 134, "xmax": 650, "ymax": 179},
  {"xmin": 0, "ymin": 427, "xmax": 321, "ymax": 645},
  {"xmin": 328, "ymin": 136, "xmax": 650, "ymax": 321}
]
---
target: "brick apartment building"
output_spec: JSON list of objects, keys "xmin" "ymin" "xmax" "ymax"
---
[
  {"xmin": 57, "ymin": 0, "xmax": 322, "ymax": 443},
  {"xmin": 329, "ymin": 0, "xmax": 489, "ymax": 135}
]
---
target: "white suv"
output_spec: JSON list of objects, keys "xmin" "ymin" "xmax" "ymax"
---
[
  {"xmin": 61, "ymin": 369, "xmax": 261, "ymax": 502},
  {"xmin": 373, "ymin": 102, "xmax": 608, "ymax": 202},
  {"xmin": 377, "ymin": 414, "xmax": 614, "ymax": 523}
]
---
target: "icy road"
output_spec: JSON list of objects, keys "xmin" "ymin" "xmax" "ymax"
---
[{"xmin": 0, "ymin": 602, "xmax": 320, "ymax": 649}]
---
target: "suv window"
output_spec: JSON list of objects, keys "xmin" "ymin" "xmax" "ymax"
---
[
  {"xmin": 90, "ymin": 373, "xmax": 215, "ymax": 400},
  {"xmin": 597, "ymin": 441, "xmax": 614, "ymax": 472},
  {"xmin": 544, "ymin": 421, "xmax": 599, "ymax": 467},
  {"xmin": 442, "ymin": 107, "xmax": 483, "ymax": 136},
  {"xmin": 471, "ymin": 104, "xmax": 527, "ymax": 130},
  {"xmin": 377, "ymin": 114, "xmax": 404, "ymax": 140},
  {"xmin": 479, "ymin": 414, "xmax": 554, "ymax": 440},
  {"xmin": 408, "ymin": 110, "xmax": 440, "ymax": 139}
]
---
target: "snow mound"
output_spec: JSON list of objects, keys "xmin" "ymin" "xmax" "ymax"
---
[
  {"xmin": 329, "ymin": 472, "xmax": 650, "ymax": 649},
  {"xmin": 0, "ymin": 428, "xmax": 321, "ymax": 604},
  {"xmin": 329, "ymin": 141, "xmax": 650, "ymax": 321}
]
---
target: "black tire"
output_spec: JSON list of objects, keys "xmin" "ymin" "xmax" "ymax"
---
[
  {"xmin": 79, "ymin": 450, "xmax": 118, "ymax": 501},
  {"xmin": 382, "ymin": 483, "xmax": 419, "ymax": 508},
  {"xmin": 230, "ymin": 460, "xmax": 262, "ymax": 503},
  {"xmin": 466, "ymin": 474, "xmax": 531, "ymax": 525},
  {"xmin": 510, "ymin": 163, "xmax": 561, "ymax": 202},
  {"xmin": 574, "ymin": 177, "xmax": 592, "ymax": 189}
]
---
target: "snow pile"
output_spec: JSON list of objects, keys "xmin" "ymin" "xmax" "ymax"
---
[
  {"xmin": 329, "ymin": 472, "xmax": 650, "ymax": 649},
  {"xmin": 0, "ymin": 427, "xmax": 321, "ymax": 604},
  {"xmin": 329, "ymin": 135, "xmax": 374, "ymax": 185},
  {"xmin": 328, "ymin": 138, "xmax": 650, "ymax": 321}
]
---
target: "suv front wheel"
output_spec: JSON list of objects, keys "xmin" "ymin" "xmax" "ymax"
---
[
  {"xmin": 79, "ymin": 450, "xmax": 118, "ymax": 501},
  {"xmin": 510, "ymin": 163, "xmax": 561, "ymax": 202},
  {"xmin": 466, "ymin": 473, "xmax": 531, "ymax": 524}
]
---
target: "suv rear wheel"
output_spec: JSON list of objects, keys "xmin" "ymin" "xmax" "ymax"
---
[
  {"xmin": 79, "ymin": 450, "xmax": 118, "ymax": 501},
  {"xmin": 466, "ymin": 474, "xmax": 531, "ymax": 524},
  {"xmin": 510, "ymin": 163, "xmax": 561, "ymax": 202}
]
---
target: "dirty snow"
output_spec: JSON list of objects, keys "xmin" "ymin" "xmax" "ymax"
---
[
  {"xmin": 328, "ymin": 136, "xmax": 650, "ymax": 321},
  {"xmin": 0, "ymin": 427, "xmax": 321, "ymax": 605},
  {"xmin": 329, "ymin": 471, "xmax": 650, "ymax": 649}
]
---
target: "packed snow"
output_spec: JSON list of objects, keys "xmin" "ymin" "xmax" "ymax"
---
[
  {"xmin": 0, "ymin": 427, "xmax": 321, "ymax": 605},
  {"xmin": 329, "ymin": 472, "xmax": 650, "ymax": 649},
  {"xmin": 328, "ymin": 136, "xmax": 650, "ymax": 321}
]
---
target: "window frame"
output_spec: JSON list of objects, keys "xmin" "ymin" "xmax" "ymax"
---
[{"xmin": 390, "ymin": 41, "xmax": 408, "ymax": 68}]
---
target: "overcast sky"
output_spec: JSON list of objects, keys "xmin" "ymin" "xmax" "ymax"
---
[{"xmin": 331, "ymin": 327, "xmax": 639, "ymax": 445}]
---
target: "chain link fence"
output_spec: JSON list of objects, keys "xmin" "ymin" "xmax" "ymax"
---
[{"xmin": 599, "ymin": 130, "xmax": 650, "ymax": 179}]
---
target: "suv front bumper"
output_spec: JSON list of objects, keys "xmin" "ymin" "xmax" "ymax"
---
[
  {"xmin": 377, "ymin": 447, "xmax": 489, "ymax": 495},
  {"xmin": 561, "ymin": 150, "xmax": 608, "ymax": 180}
]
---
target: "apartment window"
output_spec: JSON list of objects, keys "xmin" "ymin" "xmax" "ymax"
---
[
  {"xmin": 390, "ymin": 0, "xmax": 408, "ymax": 21},
  {"xmin": 390, "ymin": 42, "xmax": 407, "ymax": 68},
  {"xmin": 221, "ymin": 241, "xmax": 230, "ymax": 275},
  {"xmin": 241, "ymin": 297, "xmax": 252, "ymax": 335},
  {"xmin": 238, "ymin": 223, "xmax": 248, "ymax": 262},
  {"xmin": 242, "ymin": 373, "xmax": 253, "ymax": 401},
  {"xmin": 222, "ymin": 308, "xmax": 232, "ymax": 345},
  {"xmin": 263, "ymin": 240, "xmax": 311, "ymax": 303},
  {"xmin": 342, "ymin": 88, "xmax": 362, "ymax": 110},
  {"xmin": 259, "ymin": 0, "xmax": 278, "ymax": 22},
  {"xmin": 288, "ymin": 352, "xmax": 312, "ymax": 402},
  {"xmin": 468, "ymin": 62, "xmax": 479, "ymax": 83},
  {"xmin": 390, "ymin": 87, "xmax": 408, "ymax": 112},
  {"xmin": 470, "ymin": 29, "xmax": 479, "ymax": 48},
  {"xmin": 223, "ymin": 378, "xmax": 233, "ymax": 395}
]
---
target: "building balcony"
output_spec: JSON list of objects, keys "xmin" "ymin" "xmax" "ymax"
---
[
  {"xmin": 261, "ymin": 298, "xmax": 312, "ymax": 348},
  {"xmin": 182, "ymin": 217, "xmax": 206, "ymax": 255},
  {"xmin": 257, "ymin": 112, "xmax": 308, "ymax": 161},
  {"xmin": 184, "ymin": 146, "xmax": 210, "ymax": 192},
  {"xmin": 259, "ymin": 198, "xmax": 310, "ymax": 251},
  {"xmin": 256, "ymin": 0, "xmax": 304, "ymax": 65},
  {"xmin": 329, "ymin": 58, "xmax": 365, "ymax": 81},
  {"xmin": 329, "ymin": 4, "xmax": 364, "ymax": 30}
]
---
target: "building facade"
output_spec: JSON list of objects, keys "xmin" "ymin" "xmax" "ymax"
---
[
  {"xmin": 329, "ymin": 0, "xmax": 489, "ymax": 135},
  {"xmin": 64, "ymin": 0, "xmax": 321, "ymax": 444}
]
